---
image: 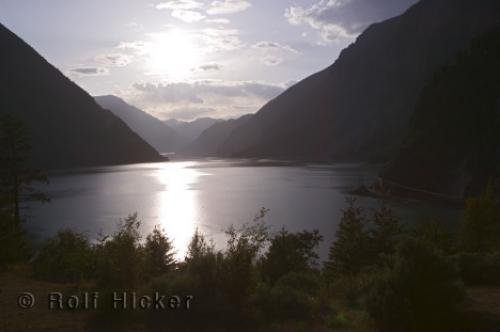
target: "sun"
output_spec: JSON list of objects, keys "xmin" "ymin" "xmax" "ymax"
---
[{"xmin": 147, "ymin": 29, "xmax": 200, "ymax": 79}]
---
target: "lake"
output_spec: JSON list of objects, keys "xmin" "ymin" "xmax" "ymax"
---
[{"xmin": 25, "ymin": 159, "xmax": 460, "ymax": 260}]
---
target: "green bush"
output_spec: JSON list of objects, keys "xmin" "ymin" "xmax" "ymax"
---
[
  {"xmin": 255, "ymin": 272, "xmax": 320, "ymax": 322},
  {"xmin": 459, "ymin": 183, "xmax": 500, "ymax": 252},
  {"xmin": 0, "ymin": 214, "xmax": 27, "ymax": 268},
  {"xmin": 94, "ymin": 213, "xmax": 144, "ymax": 289},
  {"xmin": 32, "ymin": 230, "xmax": 93, "ymax": 282},
  {"xmin": 326, "ymin": 311, "xmax": 351, "ymax": 330},
  {"xmin": 147, "ymin": 232, "xmax": 226, "ymax": 330},
  {"xmin": 452, "ymin": 251, "xmax": 500, "ymax": 285},
  {"xmin": 260, "ymin": 228, "xmax": 322, "ymax": 285},
  {"xmin": 365, "ymin": 238, "xmax": 464, "ymax": 332}
]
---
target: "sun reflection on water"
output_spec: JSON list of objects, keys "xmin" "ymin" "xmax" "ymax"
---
[{"xmin": 155, "ymin": 161, "xmax": 202, "ymax": 259}]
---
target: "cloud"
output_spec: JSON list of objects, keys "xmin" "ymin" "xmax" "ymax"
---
[
  {"xmin": 260, "ymin": 56, "xmax": 283, "ymax": 66},
  {"xmin": 206, "ymin": 0, "xmax": 251, "ymax": 15},
  {"xmin": 95, "ymin": 53, "xmax": 133, "ymax": 67},
  {"xmin": 125, "ymin": 22, "xmax": 144, "ymax": 31},
  {"xmin": 129, "ymin": 80, "xmax": 285, "ymax": 120},
  {"xmin": 156, "ymin": 0, "xmax": 204, "ymax": 10},
  {"xmin": 133, "ymin": 80, "xmax": 283, "ymax": 102},
  {"xmin": 117, "ymin": 41, "xmax": 148, "ymax": 54},
  {"xmin": 200, "ymin": 28, "xmax": 243, "ymax": 51},
  {"xmin": 285, "ymin": 0, "xmax": 417, "ymax": 42},
  {"xmin": 194, "ymin": 63, "xmax": 222, "ymax": 71},
  {"xmin": 171, "ymin": 9, "xmax": 206, "ymax": 22},
  {"xmin": 285, "ymin": 1, "xmax": 352, "ymax": 42},
  {"xmin": 252, "ymin": 41, "xmax": 299, "ymax": 67},
  {"xmin": 205, "ymin": 18, "xmax": 231, "ymax": 24},
  {"xmin": 70, "ymin": 67, "xmax": 109, "ymax": 76},
  {"xmin": 252, "ymin": 41, "xmax": 298, "ymax": 54},
  {"xmin": 133, "ymin": 82, "xmax": 204, "ymax": 103}
]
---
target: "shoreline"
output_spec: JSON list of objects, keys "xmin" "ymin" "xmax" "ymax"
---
[{"xmin": 350, "ymin": 178, "xmax": 465, "ymax": 208}]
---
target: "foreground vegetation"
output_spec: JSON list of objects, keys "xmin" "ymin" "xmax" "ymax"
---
[
  {"xmin": 1, "ymin": 114, "xmax": 500, "ymax": 331},
  {"xmin": 1, "ymin": 186, "xmax": 499, "ymax": 331}
]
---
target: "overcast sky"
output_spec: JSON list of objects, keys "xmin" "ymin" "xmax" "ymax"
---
[{"xmin": 0, "ymin": 0, "xmax": 417, "ymax": 121}]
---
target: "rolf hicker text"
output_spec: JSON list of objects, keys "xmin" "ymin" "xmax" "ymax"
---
[{"xmin": 47, "ymin": 292, "xmax": 193, "ymax": 310}]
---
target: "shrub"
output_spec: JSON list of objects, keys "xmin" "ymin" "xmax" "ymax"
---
[
  {"xmin": 326, "ymin": 311, "xmax": 351, "ymax": 330},
  {"xmin": 94, "ymin": 213, "xmax": 143, "ymax": 289},
  {"xmin": 365, "ymin": 238, "xmax": 464, "ymax": 332},
  {"xmin": 255, "ymin": 271, "xmax": 321, "ymax": 322},
  {"xmin": 413, "ymin": 219, "xmax": 454, "ymax": 254},
  {"xmin": 459, "ymin": 183, "xmax": 500, "ymax": 252},
  {"xmin": 261, "ymin": 228, "xmax": 322, "ymax": 285},
  {"xmin": 32, "ymin": 230, "xmax": 93, "ymax": 282},
  {"xmin": 0, "ymin": 214, "xmax": 26, "ymax": 268},
  {"xmin": 452, "ymin": 251, "xmax": 500, "ymax": 285},
  {"xmin": 218, "ymin": 212, "xmax": 269, "ymax": 322}
]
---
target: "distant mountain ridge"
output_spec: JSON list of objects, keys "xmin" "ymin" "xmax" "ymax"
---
[
  {"xmin": 182, "ymin": 114, "xmax": 253, "ymax": 156},
  {"xmin": 165, "ymin": 117, "xmax": 222, "ymax": 150},
  {"xmin": 95, "ymin": 95, "xmax": 178, "ymax": 153},
  {"xmin": 0, "ymin": 23, "xmax": 162, "ymax": 169},
  {"xmin": 217, "ymin": 0, "xmax": 500, "ymax": 162}
]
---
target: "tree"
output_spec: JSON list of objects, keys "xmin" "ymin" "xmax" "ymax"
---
[
  {"xmin": 0, "ymin": 114, "xmax": 48, "ymax": 266},
  {"xmin": 0, "ymin": 114, "xmax": 48, "ymax": 223},
  {"xmin": 459, "ymin": 182, "xmax": 500, "ymax": 252},
  {"xmin": 370, "ymin": 203, "xmax": 402, "ymax": 258},
  {"xmin": 144, "ymin": 226, "xmax": 176, "ymax": 275},
  {"xmin": 324, "ymin": 198, "xmax": 370, "ymax": 279},
  {"xmin": 220, "ymin": 208, "xmax": 270, "ymax": 322},
  {"xmin": 94, "ymin": 213, "xmax": 144, "ymax": 289},
  {"xmin": 413, "ymin": 218, "xmax": 452, "ymax": 254},
  {"xmin": 185, "ymin": 228, "xmax": 213, "ymax": 263},
  {"xmin": 261, "ymin": 228, "xmax": 322, "ymax": 285}
]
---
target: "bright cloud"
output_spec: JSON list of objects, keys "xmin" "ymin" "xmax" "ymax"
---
[
  {"xmin": 155, "ymin": 0, "xmax": 204, "ymax": 10},
  {"xmin": 129, "ymin": 79, "xmax": 285, "ymax": 119},
  {"xmin": 285, "ymin": 0, "xmax": 417, "ymax": 43},
  {"xmin": 171, "ymin": 9, "xmax": 206, "ymax": 22},
  {"xmin": 285, "ymin": 1, "xmax": 352, "ymax": 42},
  {"xmin": 206, "ymin": 0, "xmax": 251, "ymax": 15},
  {"xmin": 205, "ymin": 18, "xmax": 231, "ymax": 24},
  {"xmin": 199, "ymin": 28, "xmax": 243, "ymax": 51}
]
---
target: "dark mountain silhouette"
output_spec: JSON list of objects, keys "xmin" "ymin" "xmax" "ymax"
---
[
  {"xmin": 381, "ymin": 27, "xmax": 500, "ymax": 198},
  {"xmin": 95, "ymin": 95, "xmax": 177, "ymax": 153},
  {"xmin": 164, "ymin": 117, "xmax": 222, "ymax": 150},
  {"xmin": 182, "ymin": 114, "xmax": 253, "ymax": 156},
  {"xmin": 0, "ymin": 23, "xmax": 162, "ymax": 169},
  {"xmin": 218, "ymin": 0, "xmax": 500, "ymax": 162}
]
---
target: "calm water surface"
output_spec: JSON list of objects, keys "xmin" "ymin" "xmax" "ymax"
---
[{"xmin": 25, "ymin": 159, "xmax": 459, "ymax": 259}]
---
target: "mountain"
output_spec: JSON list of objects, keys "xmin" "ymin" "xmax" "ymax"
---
[
  {"xmin": 182, "ymin": 114, "xmax": 254, "ymax": 156},
  {"xmin": 95, "ymin": 95, "xmax": 177, "ymax": 153},
  {"xmin": 164, "ymin": 117, "xmax": 222, "ymax": 150},
  {"xmin": 217, "ymin": 0, "xmax": 500, "ymax": 162},
  {"xmin": 381, "ymin": 27, "xmax": 500, "ymax": 198},
  {"xmin": 0, "ymin": 23, "xmax": 162, "ymax": 169}
]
